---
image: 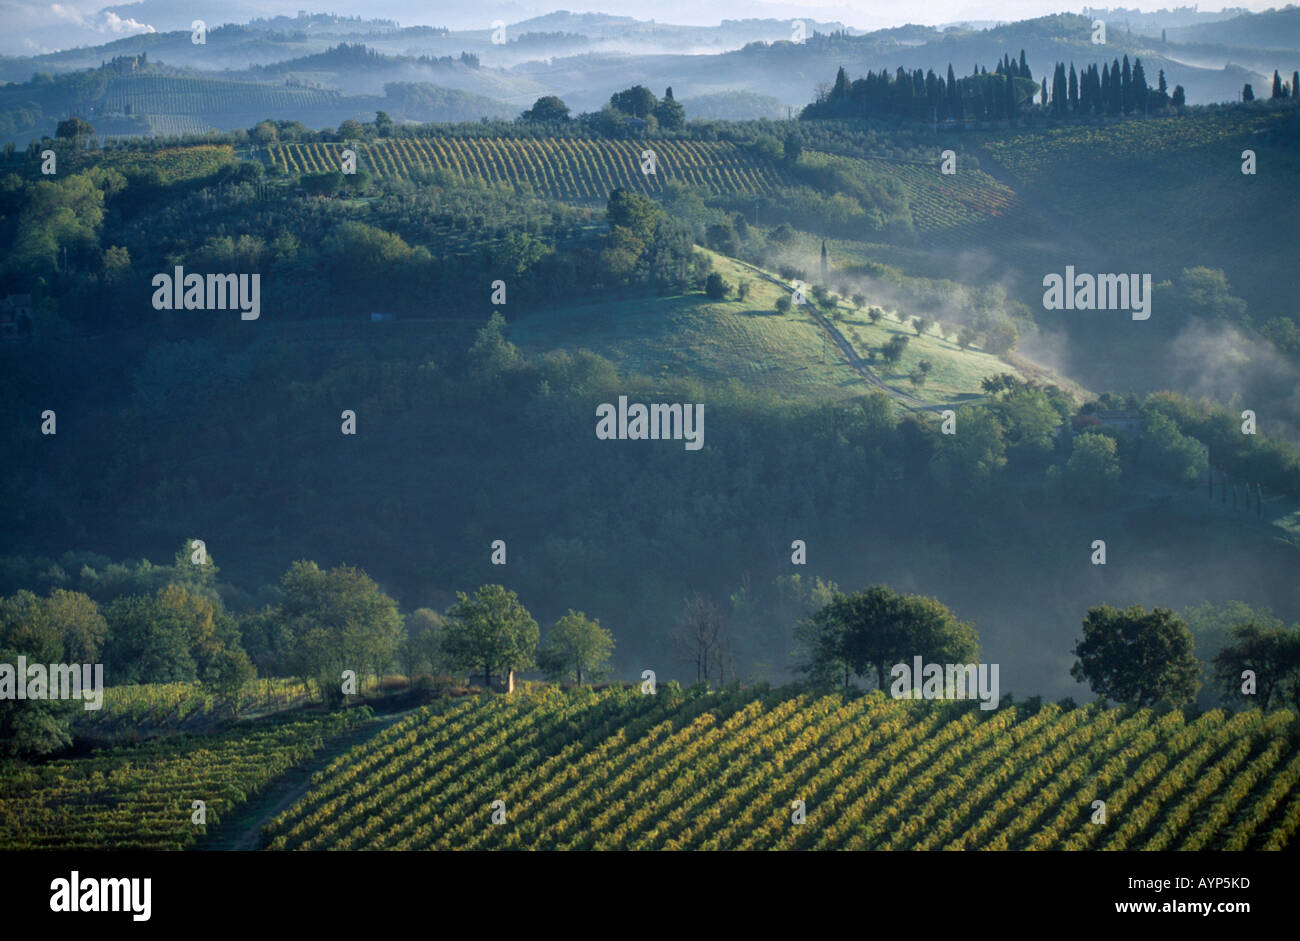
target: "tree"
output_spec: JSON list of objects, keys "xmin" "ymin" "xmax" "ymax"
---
[
  {"xmin": 1213, "ymin": 620, "xmax": 1300, "ymax": 711},
  {"xmin": 103, "ymin": 592, "xmax": 195, "ymax": 684},
  {"xmin": 373, "ymin": 110, "xmax": 394, "ymax": 136},
  {"xmin": 1141, "ymin": 410, "xmax": 1207, "ymax": 485},
  {"xmin": 278, "ymin": 560, "xmax": 403, "ymax": 703},
  {"xmin": 610, "ymin": 85, "xmax": 657, "ymax": 117},
  {"xmin": 881, "ymin": 334, "xmax": 909, "ymax": 364},
  {"xmin": 537, "ymin": 610, "xmax": 614, "ymax": 684},
  {"xmin": 1243, "ymin": 83, "xmax": 1255, "ymax": 102},
  {"xmin": 441, "ymin": 584, "xmax": 539, "ymax": 688},
  {"xmin": 868, "ymin": 307, "xmax": 883, "ymax": 325},
  {"xmin": 911, "ymin": 317, "xmax": 928, "ymax": 336},
  {"xmin": 775, "ymin": 295, "xmax": 792, "ymax": 314},
  {"xmin": 704, "ymin": 272, "xmax": 730, "ymax": 300},
  {"xmin": 55, "ymin": 117, "xmax": 95, "ymax": 141},
  {"xmin": 983, "ymin": 321, "xmax": 1018, "ymax": 355},
  {"xmin": 1172, "ymin": 85, "xmax": 1186, "ymax": 108},
  {"xmin": 522, "ymin": 95, "xmax": 570, "ymax": 122},
  {"xmin": 957, "ymin": 325, "xmax": 977, "ymax": 350},
  {"xmin": 1070, "ymin": 604, "xmax": 1201, "ymax": 706},
  {"xmin": 606, "ymin": 187, "xmax": 658, "ymax": 241},
  {"xmin": 653, "ymin": 88, "xmax": 685, "ymax": 129},
  {"xmin": 43, "ymin": 589, "xmax": 107, "ymax": 662},
  {"xmin": 672, "ymin": 592, "xmax": 732, "ymax": 685},
  {"xmin": 201, "ymin": 646, "xmax": 256, "ymax": 714},
  {"xmin": 931, "ymin": 405, "xmax": 1006, "ymax": 490},
  {"xmin": 1272, "ymin": 70, "xmax": 1284, "ymax": 100},
  {"xmin": 783, "ymin": 132, "xmax": 803, "ymax": 163},
  {"xmin": 1063, "ymin": 431, "xmax": 1121, "ymax": 500},
  {"xmin": 399, "ymin": 608, "xmax": 446, "ymax": 682},
  {"xmin": 468, "ymin": 311, "xmax": 520, "ymax": 380},
  {"xmin": 800, "ymin": 586, "xmax": 978, "ymax": 690}
]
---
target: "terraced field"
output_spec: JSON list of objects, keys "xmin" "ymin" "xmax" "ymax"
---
[
  {"xmin": 262, "ymin": 687, "xmax": 1300, "ymax": 851},
  {"xmin": 268, "ymin": 137, "xmax": 800, "ymax": 199}
]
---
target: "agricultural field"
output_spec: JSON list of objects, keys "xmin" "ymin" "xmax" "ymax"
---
[
  {"xmin": 0, "ymin": 710, "xmax": 369, "ymax": 851},
  {"xmin": 805, "ymin": 150, "xmax": 1028, "ymax": 248},
  {"xmin": 972, "ymin": 108, "xmax": 1299, "ymax": 303},
  {"xmin": 73, "ymin": 678, "xmax": 317, "ymax": 737},
  {"xmin": 69, "ymin": 143, "xmax": 237, "ymax": 184},
  {"xmin": 262, "ymin": 687, "xmax": 1300, "ymax": 850},
  {"xmin": 512, "ymin": 250, "xmax": 1027, "ymax": 407},
  {"xmin": 99, "ymin": 75, "xmax": 343, "ymax": 119},
  {"xmin": 267, "ymin": 137, "xmax": 800, "ymax": 200}
]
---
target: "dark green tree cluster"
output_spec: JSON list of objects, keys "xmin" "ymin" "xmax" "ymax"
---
[
  {"xmin": 796, "ymin": 585, "xmax": 979, "ymax": 690},
  {"xmin": 1045, "ymin": 56, "xmax": 1173, "ymax": 115},
  {"xmin": 802, "ymin": 53, "xmax": 1036, "ymax": 123}
]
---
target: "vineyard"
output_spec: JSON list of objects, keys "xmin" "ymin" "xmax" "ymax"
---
[
  {"xmin": 73, "ymin": 678, "xmax": 317, "ymax": 736},
  {"xmin": 0, "ymin": 710, "xmax": 368, "ymax": 851},
  {"xmin": 267, "ymin": 137, "xmax": 800, "ymax": 199},
  {"xmin": 972, "ymin": 108, "xmax": 1299, "ymax": 291},
  {"xmin": 100, "ymin": 75, "xmax": 342, "ymax": 119},
  {"xmin": 865, "ymin": 158, "xmax": 1023, "ymax": 247},
  {"xmin": 262, "ymin": 687, "xmax": 1300, "ymax": 850},
  {"xmin": 83, "ymin": 144, "xmax": 236, "ymax": 184}
]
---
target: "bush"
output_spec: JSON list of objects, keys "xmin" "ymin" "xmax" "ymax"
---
[{"xmin": 704, "ymin": 272, "xmax": 731, "ymax": 300}]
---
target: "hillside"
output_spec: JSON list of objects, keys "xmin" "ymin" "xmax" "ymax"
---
[
  {"xmin": 258, "ymin": 687, "xmax": 1300, "ymax": 850},
  {"xmin": 511, "ymin": 249, "xmax": 1036, "ymax": 407}
]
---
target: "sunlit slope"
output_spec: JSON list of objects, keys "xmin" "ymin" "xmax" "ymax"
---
[
  {"xmin": 510, "ymin": 250, "xmax": 1031, "ymax": 406},
  {"xmin": 263, "ymin": 687, "xmax": 1300, "ymax": 851}
]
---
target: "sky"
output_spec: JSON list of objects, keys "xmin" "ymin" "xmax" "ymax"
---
[{"xmin": 0, "ymin": 1, "xmax": 1283, "ymax": 54}]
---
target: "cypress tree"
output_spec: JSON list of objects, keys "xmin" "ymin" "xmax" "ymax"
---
[
  {"xmin": 1243, "ymin": 83, "xmax": 1255, "ymax": 102},
  {"xmin": 1019, "ymin": 49, "xmax": 1029, "ymax": 81},
  {"xmin": 1068, "ymin": 62, "xmax": 1079, "ymax": 113},
  {"xmin": 1121, "ymin": 54, "xmax": 1133, "ymax": 113},
  {"xmin": 1132, "ymin": 58, "xmax": 1148, "ymax": 113},
  {"xmin": 832, "ymin": 65, "xmax": 851, "ymax": 100},
  {"xmin": 1052, "ymin": 62, "xmax": 1067, "ymax": 115},
  {"xmin": 1272, "ymin": 70, "xmax": 1283, "ymax": 99},
  {"xmin": 1294, "ymin": 72, "xmax": 1299, "ymax": 99},
  {"xmin": 947, "ymin": 63, "xmax": 958, "ymax": 116}
]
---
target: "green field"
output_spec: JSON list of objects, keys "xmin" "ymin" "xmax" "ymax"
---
[
  {"xmin": 259, "ymin": 687, "xmax": 1300, "ymax": 851},
  {"xmin": 0, "ymin": 710, "xmax": 367, "ymax": 851},
  {"xmin": 512, "ymin": 250, "xmax": 1029, "ymax": 407},
  {"xmin": 269, "ymin": 137, "xmax": 801, "ymax": 200}
]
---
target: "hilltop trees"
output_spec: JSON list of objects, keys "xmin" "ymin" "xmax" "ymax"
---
[
  {"xmin": 802, "ymin": 55, "xmax": 1037, "ymax": 123},
  {"xmin": 1071, "ymin": 605, "xmax": 1200, "ymax": 706},
  {"xmin": 610, "ymin": 85, "xmax": 658, "ymax": 118},
  {"xmin": 441, "ymin": 584, "xmax": 539, "ymax": 688},
  {"xmin": 653, "ymin": 87, "xmax": 685, "ymax": 129},
  {"xmin": 537, "ymin": 610, "xmax": 615, "ymax": 684},
  {"xmin": 521, "ymin": 95, "xmax": 570, "ymax": 122},
  {"xmin": 797, "ymin": 585, "xmax": 978, "ymax": 690},
  {"xmin": 672, "ymin": 592, "xmax": 733, "ymax": 685},
  {"xmin": 1213, "ymin": 620, "xmax": 1300, "ymax": 711},
  {"xmin": 277, "ymin": 560, "xmax": 403, "ymax": 704}
]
